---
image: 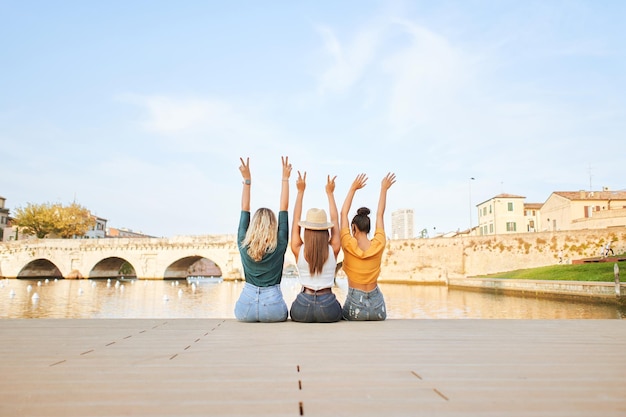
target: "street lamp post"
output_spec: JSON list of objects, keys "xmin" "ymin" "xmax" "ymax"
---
[{"xmin": 469, "ymin": 177, "xmax": 475, "ymax": 234}]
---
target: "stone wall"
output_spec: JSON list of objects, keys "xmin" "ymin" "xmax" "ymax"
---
[{"xmin": 380, "ymin": 227, "xmax": 626, "ymax": 283}]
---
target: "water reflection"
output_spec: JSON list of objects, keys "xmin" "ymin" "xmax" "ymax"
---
[{"xmin": 0, "ymin": 277, "xmax": 623, "ymax": 319}]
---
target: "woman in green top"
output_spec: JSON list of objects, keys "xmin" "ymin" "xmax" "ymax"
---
[{"xmin": 234, "ymin": 156, "xmax": 292, "ymax": 322}]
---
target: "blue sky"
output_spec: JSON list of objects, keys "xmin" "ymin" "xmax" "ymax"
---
[{"xmin": 1, "ymin": 0, "xmax": 624, "ymax": 238}]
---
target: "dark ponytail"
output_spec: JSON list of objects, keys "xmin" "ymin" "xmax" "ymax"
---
[{"xmin": 351, "ymin": 207, "xmax": 371, "ymax": 233}]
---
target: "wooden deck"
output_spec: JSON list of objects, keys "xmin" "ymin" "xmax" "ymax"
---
[
  {"xmin": 1, "ymin": 319, "xmax": 625, "ymax": 417},
  {"xmin": 572, "ymin": 256, "xmax": 626, "ymax": 264}
]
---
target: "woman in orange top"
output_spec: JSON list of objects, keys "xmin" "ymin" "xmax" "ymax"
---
[{"xmin": 340, "ymin": 172, "xmax": 396, "ymax": 320}]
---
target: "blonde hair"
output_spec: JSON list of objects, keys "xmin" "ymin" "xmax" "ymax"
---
[
  {"xmin": 242, "ymin": 208, "xmax": 278, "ymax": 262},
  {"xmin": 303, "ymin": 229, "xmax": 330, "ymax": 275}
]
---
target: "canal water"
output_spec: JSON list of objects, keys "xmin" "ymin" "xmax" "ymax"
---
[{"xmin": 0, "ymin": 277, "xmax": 623, "ymax": 319}]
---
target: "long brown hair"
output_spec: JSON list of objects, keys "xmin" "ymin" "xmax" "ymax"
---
[
  {"xmin": 303, "ymin": 229, "xmax": 330, "ymax": 275},
  {"xmin": 242, "ymin": 208, "xmax": 278, "ymax": 261}
]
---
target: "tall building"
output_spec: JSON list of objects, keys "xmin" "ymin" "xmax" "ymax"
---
[
  {"xmin": 391, "ymin": 209, "xmax": 414, "ymax": 239},
  {"xmin": 0, "ymin": 196, "xmax": 9, "ymax": 241}
]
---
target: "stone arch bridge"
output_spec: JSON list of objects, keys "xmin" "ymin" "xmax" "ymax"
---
[{"xmin": 0, "ymin": 235, "xmax": 244, "ymax": 280}]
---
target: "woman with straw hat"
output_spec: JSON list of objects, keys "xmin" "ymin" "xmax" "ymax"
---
[
  {"xmin": 234, "ymin": 156, "xmax": 292, "ymax": 322},
  {"xmin": 340, "ymin": 172, "xmax": 396, "ymax": 321},
  {"xmin": 289, "ymin": 171, "xmax": 342, "ymax": 323}
]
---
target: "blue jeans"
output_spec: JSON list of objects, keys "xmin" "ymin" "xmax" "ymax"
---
[
  {"xmin": 234, "ymin": 283, "xmax": 288, "ymax": 322},
  {"xmin": 290, "ymin": 290, "xmax": 342, "ymax": 323},
  {"xmin": 342, "ymin": 286, "xmax": 387, "ymax": 321}
]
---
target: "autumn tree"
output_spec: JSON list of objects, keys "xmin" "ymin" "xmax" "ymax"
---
[
  {"xmin": 13, "ymin": 202, "xmax": 96, "ymax": 239},
  {"xmin": 55, "ymin": 202, "xmax": 96, "ymax": 238}
]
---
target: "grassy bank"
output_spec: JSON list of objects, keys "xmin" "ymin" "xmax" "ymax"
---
[{"xmin": 475, "ymin": 259, "xmax": 626, "ymax": 282}]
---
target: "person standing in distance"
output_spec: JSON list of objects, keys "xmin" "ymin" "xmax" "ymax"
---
[
  {"xmin": 234, "ymin": 156, "xmax": 292, "ymax": 322},
  {"xmin": 340, "ymin": 172, "xmax": 396, "ymax": 321},
  {"xmin": 289, "ymin": 172, "xmax": 342, "ymax": 323}
]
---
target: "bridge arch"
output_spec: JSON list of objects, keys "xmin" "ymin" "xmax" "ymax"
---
[
  {"xmin": 89, "ymin": 257, "xmax": 137, "ymax": 279},
  {"xmin": 164, "ymin": 256, "xmax": 222, "ymax": 280},
  {"xmin": 18, "ymin": 259, "xmax": 64, "ymax": 279},
  {"xmin": 0, "ymin": 236, "xmax": 242, "ymax": 280}
]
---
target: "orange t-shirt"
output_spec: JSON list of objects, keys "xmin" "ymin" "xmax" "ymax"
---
[{"xmin": 340, "ymin": 227, "xmax": 386, "ymax": 286}]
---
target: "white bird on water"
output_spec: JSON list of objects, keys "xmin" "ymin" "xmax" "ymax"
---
[
  {"xmin": 78, "ymin": 288, "xmax": 84, "ymax": 295},
  {"xmin": 32, "ymin": 292, "xmax": 39, "ymax": 302},
  {"xmin": 9, "ymin": 289, "xmax": 16, "ymax": 298},
  {"xmin": 26, "ymin": 285, "xmax": 32, "ymax": 292},
  {"xmin": 163, "ymin": 294, "xmax": 169, "ymax": 302},
  {"xmin": 178, "ymin": 289, "xmax": 183, "ymax": 297}
]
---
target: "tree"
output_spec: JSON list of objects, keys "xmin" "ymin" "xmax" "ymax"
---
[
  {"xmin": 56, "ymin": 202, "xmax": 96, "ymax": 238},
  {"xmin": 13, "ymin": 202, "xmax": 58, "ymax": 238},
  {"xmin": 13, "ymin": 202, "xmax": 96, "ymax": 239}
]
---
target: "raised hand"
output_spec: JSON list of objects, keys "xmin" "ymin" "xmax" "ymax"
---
[
  {"xmin": 326, "ymin": 175, "xmax": 337, "ymax": 194},
  {"xmin": 239, "ymin": 157, "xmax": 251, "ymax": 181},
  {"xmin": 351, "ymin": 173, "xmax": 368, "ymax": 191},
  {"xmin": 381, "ymin": 173, "xmax": 396, "ymax": 190},
  {"xmin": 296, "ymin": 171, "xmax": 306, "ymax": 193},
  {"xmin": 281, "ymin": 156, "xmax": 292, "ymax": 180}
]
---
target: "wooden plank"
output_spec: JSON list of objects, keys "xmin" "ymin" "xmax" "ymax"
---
[{"xmin": 0, "ymin": 319, "xmax": 624, "ymax": 417}]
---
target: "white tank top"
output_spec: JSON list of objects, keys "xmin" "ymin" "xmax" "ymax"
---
[{"xmin": 296, "ymin": 245, "xmax": 336, "ymax": 290}]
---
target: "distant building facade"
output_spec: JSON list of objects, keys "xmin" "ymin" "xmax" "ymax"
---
[
  {"xmin": 524, "ymin": 203, "xmax": 542, "ymax": 232},
  {"xmin": 0, "ymin": 196, "xmax": 9, "ymax": 241},
  {"xmin": 477, "ymin": 194, "xmax": 526, "ymax": 236},
  {"xmin": 540, "ymin": 189, "xmax": 626, "ymax": 231},
  {"xmin": 391, "ymin": 209, "xmax": 414, "ymax": 239},
  {"xmin": 84, "ymin": 216, "xmax": 108, "ymax": 238},
  {"xmin": 107, "ymin": 227, "xmax": 155, "ymax": 238},
  {"xmin": 476, "ymin": 188, "xmax": 626, "ymax": 235}
]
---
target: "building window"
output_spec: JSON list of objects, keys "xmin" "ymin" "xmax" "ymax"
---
[
  {"xmin": 507, "ymin": 202, "xmax": 513, "ymax": 211},
  {"xmin": 489, "ymin": 224, "xmax": 493, "ymax": 233},
  {"xmin": 489, "ymin": 205, "xmax": 492, "ymax": 214},
  {"xmin": 506, "ymin": 222, "xmax": 516, "ymax": 232}
]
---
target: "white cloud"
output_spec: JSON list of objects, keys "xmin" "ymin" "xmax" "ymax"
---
[
  {"xmin": 382, "ymin": 20, "xmax": 471, "ymax": 134},
  {"xmin": 315, "ymin": 23, "xmax": 383, "ymax": 94}
]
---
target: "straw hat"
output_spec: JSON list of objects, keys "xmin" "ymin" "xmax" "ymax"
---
[{"xmin": 299, "ymin": 208, "xmax": 334, "ymax": 230}]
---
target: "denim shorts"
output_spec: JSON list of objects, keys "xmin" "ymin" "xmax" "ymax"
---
[
  {"xmin": 289, "ymin": 291, "xmax": 342, "ymax": 323},
  {"xmin": 342, "ymin": 286, "xmax": 387, "ymax": 321},
  {"xmin": 234, "ymin": 283, "xmax": 288, "ymax": 322}
]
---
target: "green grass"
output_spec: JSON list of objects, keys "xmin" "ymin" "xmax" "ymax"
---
[{"xmin": 475, "ymin": 260, "xmax": 626, "ymax": 282}]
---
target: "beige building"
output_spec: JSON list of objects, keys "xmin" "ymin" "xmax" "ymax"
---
[
  {"xmin": 524, "ymin": 203, "xmax": 542, "ymax": 232},
  {"xmin": 0, "ymin": 196, "xmax": 9, "ymax": 241},
  {"xmin": 476, "ymin": 188, "xmax": 626, "ymax": 235},
  {"xmin": 107, "ymin": 227, "xmax": 156, "ymax": 238},
  {"xmin": 84, "ymin": 216, "xmax": 108, "ymax": 238},
  {"xmin": 477, "ymin": 194, "xmax": 526, "ymax": 236},
  {"xmin": 540, "ymin": 189, "xmax": 626, "ymax": 231}
]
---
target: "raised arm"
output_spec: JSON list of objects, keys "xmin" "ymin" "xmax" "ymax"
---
[
  {"xmin": 326, "ymin": 175, "xmax": 340, "ymax": 257},
  {"xmin": 239, "ymin": 157, "xmax": 251, "ymax": 212},
  {"xmin": 291, "ymin": 171, "xmax": 306, "ymax": 258},
  {"xmin": 340, "ymin": 173, "xmax": 368, "ymax": 231},
  {"xmin": 279, "ymin": 156, "xmax": 292, "ymax": 212},
  {"xmin": 375, "ymin": 172, "xmax": 396, "ymax": 231}
]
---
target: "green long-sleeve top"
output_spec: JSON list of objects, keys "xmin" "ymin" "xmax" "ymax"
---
[{"xmin": 237, "ymin": 210, "xmax": 288, "ymax": 287}]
